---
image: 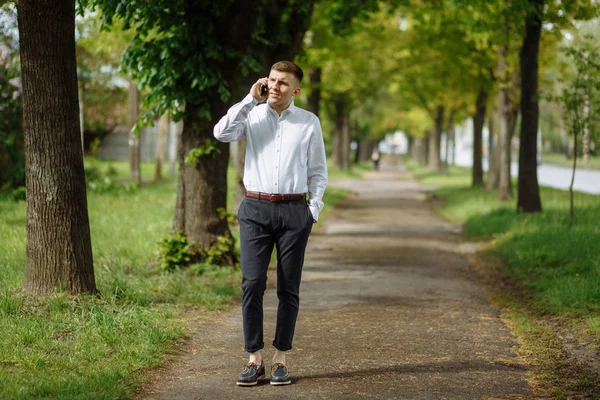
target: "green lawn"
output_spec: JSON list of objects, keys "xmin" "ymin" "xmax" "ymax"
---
[
  {"xmin": 405, "ymin": 158, "xmax": 600, "ymax": 337},
  {"xmin": 542, "ymin": 152, "xmax": 600, "ymax": 170},
  {"xmin": 0, "ymin": 158, "xmax": 365, "ymax": 399}
]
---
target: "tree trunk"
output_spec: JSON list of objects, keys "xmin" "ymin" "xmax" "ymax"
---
[
  {"xmin": 333, "ymin": 95, "xmax": 348, "ymax": 169},
  {"xmin": 498, "ymin": 26, "xmax": 513, "ymax": 201},
  {"xmin": 486, "ymin": 108, "xmax": 500, "ymax": 190},
  {"xmin": 358, "ymin": 139, "xmax": 374, "ymax": 162},
  {"xmin": 472, "ymin": 87, "xmax": 488, "ymax": 186},
  {"xmin": 173, "ymin": 101, "xmax": 236, "ymax": 264},
  {"xmin": 517, "ymin": 0, "xmax": 543, "ymax": 213},
  {"xmin": 155, "ymin": 114, "xmax": 168, "ymax": 180},
  {"xmin": 428, "ymin": 105, "xmax": 444, "ymax": 172},
  {"xmin": 582, "ymin": 100, "xmax": 590, "ymax": 164},
  {"xmin": 128, "ymin": 80, "xmax": 141, "ymax": 184},
  {"xmin": 307, "ymin": 67, "xmax": 322, "ymax": 117},
  {"xmin": 169, "ymin": 120, "xmax": 181, "ymax": 177},
  {"xmin": 341, "ymin": 114, "xmax": 350, "ymax": 169},
  {"xmin": 569, "ymin": 122, "xmax": 577, "ymax": 228},
  {"xmin": 233, "ymin": 138, "xmax": 246, "ymax": 215},
  {"xmin": 444, "ymin": 109, "xmax": 455, "ymax": 172},
  {"xmin": 18, "ymin": 0, "xmax": 96, "ymax": 295}
]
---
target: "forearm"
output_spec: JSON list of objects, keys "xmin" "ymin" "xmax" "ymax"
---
[{"xmin": 213, "ymin": 94, "xmax": 257, "ymax": 142}]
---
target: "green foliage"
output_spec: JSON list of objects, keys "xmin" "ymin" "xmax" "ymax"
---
[
  {"xmin": 10, "ymin": 186, "xmax": 25, "ymax": 202},
  {"xmin": 156, "ymin": 231, "xmax": 195, "ymax": 272},
  {"xmin": 406, "ymin": 160, "xmax": 600, "ymax": 325},
  {"xmin": 84, "ymin": 165, "xmax": 138, "ymax": 194},
  {"xmin": 203, "ymin": 232, "xmax": 235, "ymax": 265},
  {"xmin": 75, "ymin": 12, "xmax": 132, "ymax": 132},
  {"xmin": 0, "ymin": 160, "xmax": 244, "ymax": 398},
  {"xmin": 184, "ymin": 139, "xmax": 222, "ymax": 164},
  {"xmin": 217, "ymin": 206, "xmax": 237, "ymax": 226},
  {"xmin": 80, "ymin": 0, "xmax": 266, "ymax": 125},
  {"xmin": 157, "ymin": 230, "xmax": 237, "ymax": 272},
  {"xmin": 556, "ymin": 38, "xmax": 600, "ymax": 148},
  {"xmin": 0, "ymin": 37, "xmax": 24, "ymax": 190}
]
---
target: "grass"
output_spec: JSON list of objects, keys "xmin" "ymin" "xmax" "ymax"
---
[
  {"xmin": 0, "ymin": 157, "xmax": 364, "ymax": 399},
  {"xmin": 406, "ymin": 158, "xmax": 600, "ymax": 319},
  {"xmin": 542, "ymin": 152, "xmax": 600, "ymax": 171},
  {"xmin": 405, "ymin": 157, "xmax": 600, "ymax": 396}
]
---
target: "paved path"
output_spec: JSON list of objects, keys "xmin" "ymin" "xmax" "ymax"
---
[{"xmin": 135, "ymin": 161, "xmax": 534, "ymax": 400}]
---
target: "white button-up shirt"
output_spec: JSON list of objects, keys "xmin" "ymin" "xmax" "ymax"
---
[{"xmin": 214, "ymin": 94, "xmax": 328, "ymax": 221}]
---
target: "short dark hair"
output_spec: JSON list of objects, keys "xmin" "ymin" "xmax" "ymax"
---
[{"xmin": 271, "ymin": 61, "xmax": 303, "ymax": 84}]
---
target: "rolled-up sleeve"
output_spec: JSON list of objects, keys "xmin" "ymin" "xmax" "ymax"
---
[
  {"xmin": 306, "ymin": 116, "xmax": 328, "ymax": 222},
  {"xmin": 213, "ymin": 94, "xmax": 257, "ymax": 143}
]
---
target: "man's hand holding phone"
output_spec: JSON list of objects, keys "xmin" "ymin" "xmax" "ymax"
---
[{"xmin": 251, "ymin": 78, "xmax": 269, "ymax": 102}]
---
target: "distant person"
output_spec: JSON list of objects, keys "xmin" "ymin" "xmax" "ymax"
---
[
  {"xmin": 372, "ymin": 148, "xmax": 380, "ymax": 170},
  {"xmin": 214, "ymin": 61, "xmax": 328, "ymax": 387}
]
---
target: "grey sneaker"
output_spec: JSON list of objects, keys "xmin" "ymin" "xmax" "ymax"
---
[
  {"xmin": 236, "ymin": 362, "xmax": 265, "ymax": 386},
  {"xmin": 270, "ymin": 363, "xmax": 292, "ymax": 385}
]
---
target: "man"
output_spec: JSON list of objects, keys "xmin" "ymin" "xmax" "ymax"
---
[{"xmin": 214, "ymin": 60, "xmax": 328, "ymax": 386}]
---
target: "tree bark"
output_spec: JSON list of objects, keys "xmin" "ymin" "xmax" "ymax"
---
[
  {"xmin": 307, "ymin": 67, "xmax": 322, "ymax": 117},
  {"xmin": 333, "ymin": 95, "xmax": 350, "ymax": 169},
  {"xmin": 428, "ymin": 105, "xmax": 444, "ymax": 172},
  {"xmin": 173, "ymin": 101, "xmax": 235, "ymax": 264},
  {"xmin": 517, "ymin": 0, "xmax": 543, "ymax": 213},
  {"xmin": 472, "ymin": 87, "xmax": 488, "ymax": 186},
  {"xmin": 444, "ymin": 109, "xmax": 455, "ymax": 172},
  {"xmin": 498, "ymin": 21, "xmax": 513, "ymax": 201},
  {"xmin": 233, "ymin": 138, "xmax": 246, "ymax": 215},
  {"xmin": 486, "ymin": 108, "xmax": 500, "ymax": 190},
  {"xmin": 155, "ymin": 114, "xmax": 169, "ymax": 180},
  {"xmin": 18, "ymin": 0, "xmax": 96, "ymax": 295},
  {"xmin": 128, "ymin": 80, "xmax": 141, "ymax": 184}
]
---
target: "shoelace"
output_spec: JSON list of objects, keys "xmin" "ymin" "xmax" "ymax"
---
[{"xmin": 271, "ymin": 363, "xmax": 287, "ymax": 373}]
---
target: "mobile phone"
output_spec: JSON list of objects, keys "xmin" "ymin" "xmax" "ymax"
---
[{"xmin": 260, "ymin": 84, "xmax": 268, "ymax": 97}]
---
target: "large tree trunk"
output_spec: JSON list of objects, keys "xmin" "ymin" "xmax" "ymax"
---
[
  {"xmin": 128, "ymin": 80, "xmax": 141, "ymax": 185},
  {"xmin": 307, "ymin": 67, "xmax": 322, "ymax": 117},
  {"xmin": 155, "ymin": 114, "xmax": 168, "ymax": 180},
  {"xmin": 428, "ymin": 105, "xmax": 444, "ymax": 172},
  {"xmin": 333, "ymin": 95, "xmax": 350, "ymax": 169},
  {"xmin": 472, "ymin": 87, "xmax": 488, "ymax": 186},
  {"xmin": 18, "ymin": 0, "xmax": 96, "ymax": 295},
  {"xmin": 517, "ymin": 0, "xmax": 543, "ymax": 213},
  {"xmin": 173, "ymin": 101, "xmax": 235, "ymax": 264},
  {"xmin": 486, "ymin": 108, "xmax": 500, "ymax": 190},
  {"xmin": 233, "ymin": 138, "xmax": 246, "ymax": 215}
]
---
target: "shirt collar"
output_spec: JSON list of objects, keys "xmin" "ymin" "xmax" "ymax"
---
[{"xmin": 267, "ymin": 98, "xmax": 297, "ymax": 117}]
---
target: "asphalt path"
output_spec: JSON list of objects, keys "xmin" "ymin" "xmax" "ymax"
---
[{"xmin": 134, "ymin": 160, "xmax": 535, "ymax": 400}]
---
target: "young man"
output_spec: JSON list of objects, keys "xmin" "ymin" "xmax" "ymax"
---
[{"xmin": 214, "ymin": 61, "xmax": 328, "ymax": 386}]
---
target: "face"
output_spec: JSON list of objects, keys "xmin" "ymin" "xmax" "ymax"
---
[{"xmin": 267, "ymin": 69, "xmax": 301, "ymax": 110}]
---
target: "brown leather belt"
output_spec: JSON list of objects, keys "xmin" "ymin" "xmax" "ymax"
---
[{"xmin": 245, "ymin": 191, "xmax": 306, "ymax": 202}]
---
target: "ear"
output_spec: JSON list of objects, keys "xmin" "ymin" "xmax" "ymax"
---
[{"xmin": 293, "ymin": 87, "xmax": 301, "ymax": 97}]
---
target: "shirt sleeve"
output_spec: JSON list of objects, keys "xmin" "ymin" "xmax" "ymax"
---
[
  {"xmin": 306, "ymin": 116, "xmax": 328, "ymax": 222},
  {"xmin": 213, "ymin": 94, "xmax": 257, "ymax": 143}
]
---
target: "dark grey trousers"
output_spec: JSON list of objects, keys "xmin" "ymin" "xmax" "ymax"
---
[{"xmin": 237, "ymin": 197, "xmax": 313, "ymax": 353}]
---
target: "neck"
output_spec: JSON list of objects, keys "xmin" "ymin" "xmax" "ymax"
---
[{"xmin": 270, "ymin": 99, "xmax": 293, "ymax": 116}]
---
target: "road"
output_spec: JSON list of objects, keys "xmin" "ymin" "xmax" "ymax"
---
[{"xmin": 454, "ymin": 151, "xmax": 600, "ymax": 194}]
